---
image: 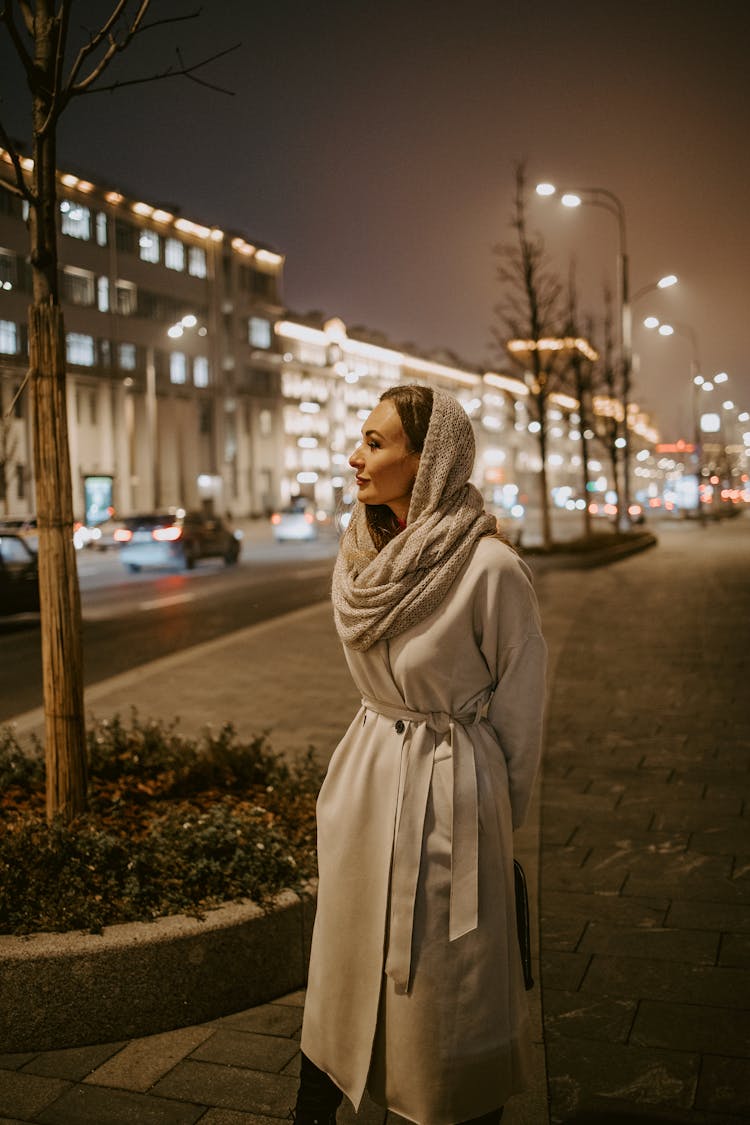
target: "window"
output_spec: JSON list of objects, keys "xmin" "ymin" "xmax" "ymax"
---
[
  {"xmin": 248, "ymin": 317, "xmax": 272, "ymax": 349},
  {"xmin": 169, "ymin": 352, "xmax": 187, "ymax": 384},
  {"xmin": 62, "ymin": 267, "xmax": 95, "ymax": 306},
  {"xmin": 118, "ymin": 343, "xmax": 137, "ymax": 371},
  {"xmin": 139, "ymin": 230, "xmax": 160, "ymax": 263},
  {"xmin": 259, "ymin": 408, "xmax": 273, "ymax": 437},
  {"xmin": 115, "ymin": 280, "xmax": 137, "ymax": 315},
  {"xmin": 0, "ymin": 320, "xmax": 17, "ymax": 355},
  {"xmin": 188, "ymin": 246, "xmax": 207, "ymax": 278},
  {"xmin": 98, "ymin": 339, "xmax": 112, "ymax": 368},
  {"xmin": 95, "ymin": 212, "xmax": 108, "ymax": 247},
  {"xmin": 0, "ymin": 251, "xmax": 15, "ymax": 290},
  {"xmin": 60, "ymin": 200, "xmax": 91, "ymax": 240},
  {"xmin": 115, "ymin": 219, "xmax": 137, "ymax": 255},
  {"xmin": 66, "ymin": 333, "xmax": 95, "ymax": 366},
  {"xmin": 193, "ymin": 356, "xmax": 209, "ymax": 387},
  {"xmin": 97, "ymin": 276, "xmax": 110, "ymax": 312},
  {"xmin": 165, "ymin": 238, "xmax": 185, "ymax": 271}
]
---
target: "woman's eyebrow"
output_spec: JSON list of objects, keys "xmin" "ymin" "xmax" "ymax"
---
[{"xmin": 364, "ymin": 428, "xmax": 386, "ymax": 439}]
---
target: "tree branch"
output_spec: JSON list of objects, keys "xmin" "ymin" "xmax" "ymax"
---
[
  {"xmin": 76, "ymin": 43, "xmax": 239, "ymax": 98},
  {"xmin": 1, "ymin": 0, "xmax": 36, "ymax": 83},
  {"xmin": 0, "ymin": 119, "xmax": 35, "ymax": 204},
  {"xmin": 64, "ymin": 0, "xmax": 144, "ymax": 93},
  {"xmin": 38, "ymin": 2, "xmax": 74, "ymax": 137}
]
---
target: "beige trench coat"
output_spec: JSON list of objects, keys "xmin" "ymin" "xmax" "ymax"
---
[{"xmin": 301, "ymin": 538, "xmax": 546, "ymax": 1125}]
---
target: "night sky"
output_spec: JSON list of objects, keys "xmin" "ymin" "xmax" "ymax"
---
[{"xmin": 1, "ymin": 0, "xmax": 748, "ymax": 440}]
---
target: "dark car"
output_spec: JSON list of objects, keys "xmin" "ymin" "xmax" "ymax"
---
[
  {"xmin": 0, "ymin": 532, "xmax": 40, "ymax": 616},
  {"xmin": 115, "ymin": 510, "xmax": 242, "ymax": 572}
]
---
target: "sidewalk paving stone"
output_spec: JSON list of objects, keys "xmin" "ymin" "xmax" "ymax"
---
[
  {"xmin": 189, "ymin": 1029, "xmax": 299, "ymax": 1072},
  {"xmin": 542, "ymin": 990, "xmax": 637, "ymax": 1043},
  {"xmin": 18, "ymin": 1043, "xmax": 124, "ymax": 1082},
  {"xmin": 580, "ymin": 956, "xmax": 750, "ymax": 1008},
  {"xmin": 35, "ymin": 1083, "xmax": 205, "ymax": 1124},
  {"xmin": 696, "ymin": 1056, "xmax": 750, "ymax": 1117},
  {"xmin": 0, "ymin": 1074, "xmax": 70, "ymax": 1121},
  {"xmin": 83, "ymin": 1026, "xmax": 214, "ymax": 1092},
  {"xmin": 630, "ymin": 999, "xmax": 750, "ymax": 1057},
  {"xmin": 576, "ymin": 922, "xmax": 720, "ymax": 963},
  {"xmin": 216, "ymin": 1003, "xmax": 304, "ymax": 1038},
  {"xmin": 150, "ymin": 1060, "xmax": 298, "ymax": 1116},
  {"xmin": 718, "ymin": 931, "xmax": 750, "ymax": 967}
]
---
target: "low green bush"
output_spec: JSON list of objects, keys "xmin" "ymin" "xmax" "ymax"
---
[{"xmin": 0, "ymin": 713, "xmax": 323, "ymax": 936}]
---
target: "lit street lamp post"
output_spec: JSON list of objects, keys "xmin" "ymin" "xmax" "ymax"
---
[{"xmin": 535, "ymin": 183, "xmax": 677, "ymax": 529}]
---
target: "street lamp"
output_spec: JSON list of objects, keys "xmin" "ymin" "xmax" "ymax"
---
[
  {"xmin": 643, "ymin": 317, "xmax": 705, "ymax": 517},
  {"xmin": 536, "ymin": 181, "xmax": 634, "ymax": 526}
]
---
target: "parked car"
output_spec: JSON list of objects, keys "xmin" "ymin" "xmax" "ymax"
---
[
  {"xmin": 0, "ymin": 532, "xmax": 40, "ymax": 616},
  {"xmin": 115, "ymin": 510, "xmax": 242, "ymax": 572},
  {"xmin": 270, "ymin": 500, "xmax": 319, "ymax": 541},
  {"xmin": 0, "ymin": 516, "xmax": 38, "ymax": 552},
  {"xmin": 84, "ymin": 515, "xmax": 127, "ymax": 550}
]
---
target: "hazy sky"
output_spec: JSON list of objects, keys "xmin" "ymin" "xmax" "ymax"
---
[{"xmin": 2, "ymin": 0, "xmax": 748, "ymax": 440}]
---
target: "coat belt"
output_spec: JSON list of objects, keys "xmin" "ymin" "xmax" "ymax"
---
[{"xmin": 360, "ymin": 691, "xmax": 492, "ymax": 995}]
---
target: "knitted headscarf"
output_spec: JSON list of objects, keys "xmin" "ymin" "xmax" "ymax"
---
[{"xmin": 332, "ymin": 388, "xmax": 497, "ymax": 651}]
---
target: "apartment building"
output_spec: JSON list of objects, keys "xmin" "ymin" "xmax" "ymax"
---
[{"xmin": 0, "ymin": 151, "xmax": 659, "ymax": 526}]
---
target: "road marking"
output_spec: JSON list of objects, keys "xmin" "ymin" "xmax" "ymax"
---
[{"xmin": 139, "ymin": 593, "xmax": 196, "ymax": 611}]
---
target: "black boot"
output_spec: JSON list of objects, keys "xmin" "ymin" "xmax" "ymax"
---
[
  {"xmin": 458, "ymin": 1109, "xmax": 504, "ymax": 1125},
  {"xmin": 292, "ymin": 1052, "xmax": 343, "ymax": 1125}
]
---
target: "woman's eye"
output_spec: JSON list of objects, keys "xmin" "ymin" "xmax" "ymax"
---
[{"xmin": 367, "ymin": 441, "xmax": 379, "ymax": 450}]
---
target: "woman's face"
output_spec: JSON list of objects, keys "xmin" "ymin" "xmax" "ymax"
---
[{"xmin": 349, "ymin": 399, "xmax": 420, "ymax": 521}]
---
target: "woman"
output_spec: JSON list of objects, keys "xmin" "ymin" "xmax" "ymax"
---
[{"xmin": 295, "ymin": 385, "xmax": 546, "ymax": 1125}]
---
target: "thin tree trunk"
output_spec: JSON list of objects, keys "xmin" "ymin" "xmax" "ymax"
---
[
  {"xmin": 29, "ymin": 304, "xmax": 87, "ymax": 821},
  {"xmin": 28, "ymin": 19, "xmax": 88, "ymax": 821}
]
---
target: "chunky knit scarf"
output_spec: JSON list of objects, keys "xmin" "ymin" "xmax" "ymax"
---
[{"xmin": 332, "ymin": 389, "xmax": 497, "ymax": 651}]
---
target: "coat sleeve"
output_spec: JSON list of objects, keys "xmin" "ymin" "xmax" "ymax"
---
[{"xmin": 476, "ymin": 544, "xmax": 547, "ymax": 829}]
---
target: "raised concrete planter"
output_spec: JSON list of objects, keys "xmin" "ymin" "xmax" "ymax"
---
[
  {"xmin": 0, "ymin": 884, "xmax": 317, "ymax": 1053},
  {"xmin": 526, "ymin": 531, "xmax": 658, "ymax": 572}
]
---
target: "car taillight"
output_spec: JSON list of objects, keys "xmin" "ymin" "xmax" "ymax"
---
[
  {"xmin": 114, "ymin": 528, "xmax": 132, "ymax": 543},
  {"xmin": 271, "ymin": 513, "xmax": 281, "ymax": 525},
  {"xmin": 152, "ymin": 526, "xmax": 182, "ymax": 542}
]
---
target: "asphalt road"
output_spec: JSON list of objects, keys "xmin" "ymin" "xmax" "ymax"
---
[{"xmin": 0, "ymin": 534, "xmax": 338, "ymax": 723}]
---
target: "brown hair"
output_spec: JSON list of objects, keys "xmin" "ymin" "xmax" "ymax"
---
[{"xmin": 365, "ymin": 384, "xmax": 433, "ymax": 552}]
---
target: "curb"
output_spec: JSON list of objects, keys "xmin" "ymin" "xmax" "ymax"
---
[
  {"xmin": 0, "ymin": 884, "xmax": 317, "ymax": 1053},
  {"xmin": 524, "ymin": 531, "xmax": 658, "ymax": 572}
]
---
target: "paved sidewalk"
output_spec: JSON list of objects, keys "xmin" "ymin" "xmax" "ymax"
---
[{"xmin": 1, "ymin": 517, "xmax": 748, "ymax": 1123}]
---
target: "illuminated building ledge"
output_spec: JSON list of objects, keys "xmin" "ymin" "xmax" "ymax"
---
[{"xmin": 0, "ymin": 147, "xmax": 283, "ymax": 269}]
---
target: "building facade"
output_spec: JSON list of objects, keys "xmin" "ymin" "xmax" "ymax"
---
[{"xmin": 1, "ymin": 151, "xmax": 661, "ymax": 528}]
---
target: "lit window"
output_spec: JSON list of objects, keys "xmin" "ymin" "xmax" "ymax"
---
[
  {"xmin": 97, "ymin": 276, "xmax": 109, "ymax": 312},
  {"xmin": 188, "ymin": 246, "xmax": 207, "ymax": 278},
  {"xmin": 115, "ymin": 280, "xmax": 137, "ymax": 315},
  {"xmin": 118, "ymin": 343, "xmax": 136, "ymax": 371},
  {"xmin": 0, "ymin": 252, "xmax": 14, "ymax": 289},
  {"xmin": 95, "ymin": 212, "xmax": 108, "ymax": 247},
  {"xmin": 249, "ymin": 317, "xmax": 272, "ymax": 348},
  {"xmin": 170, "ymin": 352, "xmax": 187, "ymax": 384},
  {"xmin": 60, "ymin": 200, "xmax": 91, "ymax": 240},
  {"xmin": 165, "ymin": 238, "xmax": 185, "ymax": 271},
  {"xmin": 66, "ymin": 333, "xmax": 95, "ymax": 366},
  {"xmin": 0, "ymin": 320, "xmax": 17, "ymax": 355},
  {"xmin": 139, "ymin": 230, "xmax": 160, "ymax": 263},
  {"xmin": 193, "ymin": 356, "xmax": 209, "ymax": 387},
  {"xmin": 62, "ymin": 267, "xmax": 95, "ymax": 306}
]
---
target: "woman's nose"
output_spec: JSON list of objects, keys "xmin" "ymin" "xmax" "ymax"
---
[{"xmin": 349, "ymin": 445, "xmax": 364, "ymax": 468}]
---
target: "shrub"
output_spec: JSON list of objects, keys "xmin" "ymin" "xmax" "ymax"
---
[{"xmin": 0, "ymin": 714, "xmax": 324, "ymax": 936}]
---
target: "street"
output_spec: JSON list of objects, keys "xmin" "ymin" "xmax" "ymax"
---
[{"xmin": 0, "ymin": 529, "xmax": 339, "ymax": 723}]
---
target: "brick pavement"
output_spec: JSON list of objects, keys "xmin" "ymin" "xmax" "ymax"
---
[
  {"xmin": 1, "ymin": 516, "xmax": 747, "ymax": 1123},
  {"xmin": 540, "ymin": 516, "xmax": 750, "ymax": 1123}
]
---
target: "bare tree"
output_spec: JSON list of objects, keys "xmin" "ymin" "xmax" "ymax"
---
[
  {"xmin": 0, "ymin": 0, "xmax": 235, "ymax": 822},
  {"xmin": 493, "ymin": 163, "xmax": 565, "ymax": 549}
]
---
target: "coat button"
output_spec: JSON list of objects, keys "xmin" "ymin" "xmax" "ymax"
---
[{"xmin": 395, "ymin": 719, "xmax": 405, "ymax": 734}]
